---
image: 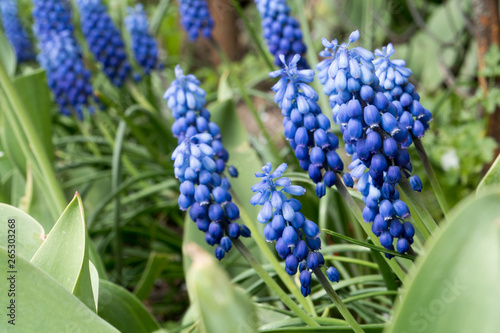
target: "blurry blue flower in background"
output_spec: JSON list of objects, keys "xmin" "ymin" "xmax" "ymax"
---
[{"xmin": 0, "ymin": 0, "xmax": 36, "ymax": 62}]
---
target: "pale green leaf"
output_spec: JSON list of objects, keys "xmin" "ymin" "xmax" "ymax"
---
[
  {"xmin": 30, "ymin": 193, "xmax": 96, "ymax": 311},
  {"xmin": 387, "ymin": 192, "xmax": 500, "ymax": 333},
  {"xmin": 0, "ymin": 247, "xmax": 118, "ymax": 332},
  {"xmin": 0, "ymin": 203, "xmax": 45, "ymax": 260},
  {"xmin": 185, "ymin": 243, "xmax": 258, "ymax": 333},
  {"xmin": 477, "ymin": 154, "xmax": 500, "ymax": 194}
]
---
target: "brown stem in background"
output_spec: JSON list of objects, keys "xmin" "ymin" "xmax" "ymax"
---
[
  {"xmin": 473, "ymin": 0, "xmax": 500, "ymax": 158},
  {"xmin": 207, "ymin": 0, "xmax": 243, "ymax": 62}
]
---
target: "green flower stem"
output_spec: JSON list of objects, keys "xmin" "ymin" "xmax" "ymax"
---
[
  {"xmin": 238, "ymin": 204, "xmax": 317, "ymax": 316},
  {"xmin": 398, "ymin": 175, "xmax": 438, "ymax": 234},
  {"xmin": 334, "ymin": 174, "xmax": 408, "ymax": 283},
  {"xmin": 228, "ymin": 0, "xmax": 274, "ymax": 71},
  {"xmin": 413, "ymin": 135, "xmax": 449, "ymax": 217},
  {"xmin": 210, "ymin": 39, "xmax": 283, "ymax": 162},
  {"xmin": 232, "ymin": 238, "xmax": 321, "ymax": 327},
  {"xmin": 313, "ymin": 268, "xmax": 365, "ymax": 333},
  {"xmin": 0, "ymin": 62, "xmax": 66, "ymax": 219}
]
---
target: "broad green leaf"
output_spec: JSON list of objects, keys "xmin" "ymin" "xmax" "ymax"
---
[
  {"xmin": 0, "ymin": 30, "xmax": 16, "ymax": 77},
  {"xmin": 98, "ymin": 279, "xmax": 161, "ymax": 333},
  {"xmin": 31, "ymin": 193, "xmax": 96, "ymax": 311},
  {"xmin": 0, "ymin": 203, "xmax": 45, "ymax": 260},
  {"xmin": 477, "ymin": 153, "xmax": 500, "ymax": 194},
  {"xmin": 185, "ymin": 243, "xmax": 258, "ymax": 333},
  {"xmin": 134, "ymin": 251, "xmax": 169, "ymax": 301},
  {"xmin": 387, "ymin": 192, "xmax": 500, "ymax": 333},
  {"xmin": 0, "ymin": 247, "xmax": 119, "ymax": 332}
]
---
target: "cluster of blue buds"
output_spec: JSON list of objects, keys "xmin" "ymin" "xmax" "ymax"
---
[
  {"xmin": 124, "ymin": 5, "xmax": 159, "ymax": 75},
  {"xmin": 270, "ymin": 54, "xmax": 342, "ymax": 198},
  {"xmin": 32, "ymin": 0, "xmax": 94, "ymax": 117},
  {"xmin": 76, "ymin": 0, "xmax": 131, "ymax": 87},
  {"xmin": 0, "ymin": 0, "xmax": 36, "ymax": 62},
  {"xmin": 316, "ymin": 31, "xmax": 421, "ymax": 255},
  {"xmin": 166, "ymin": 66, "xmax": 249, "ymax": 260},
  {"xmin": 251, "ymin": 163, "xmax": 339, "ymax": 296},
  {"xmin": 373, "ymin": 43, "xmax": 433, "ymax": 141},
  {"xmin": 255, "ymin": 0, "xmax": 307, "ymax": 69},
  {"xmin": 32, "ymin": 0, "xmax": 73, "ymax": 36},
  {"xmin": 178, "ymin": 0, "xmax": 214, "ymax": 41}
]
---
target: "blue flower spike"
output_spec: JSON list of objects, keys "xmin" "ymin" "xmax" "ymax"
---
[
  {"xmin": 0, "ymin": 0, "xmax": 36, "ymax": 62},
  {"xmin": 76, "ymin": 0, "xmax": 131, "ymax": 87},
  {"xmin": 32, "ymin": 0, "xmax": 94, "ymax": 118},
  {"xmin": 124, "ymin": 5, "xmax": 159, "ymax": 75},
  {"xmin": 316, "ymin": 31, "xmax": 420, "ymax": 256},
  {"xmin": 166, "ymin": 66, "xmax": 247, "ymax": 260},
  {"xmin": 255, "ymin": 0, "xmax": 308, "ymax": 69},
  {"xmin": 178, "ymin": 0, "xmax": 214, "ymax": 41},
  {"xmin": 251, "ymin": 162, "xmax": 339, "ymax": 296},
  {"xmin": 269, "ymin": 54, "xmax": 344, "ymax": 198}
]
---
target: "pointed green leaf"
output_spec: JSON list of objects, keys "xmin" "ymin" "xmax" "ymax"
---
[
  {"xmin": 185, "ymin": 243, "xmax": 258, "ymax": 333},
  {"xmin": 0, "ymin": 203, "xmax": 45, "ymax": 260},
  {"xmin": 387, "ymin": 192, "xmax": 500, "ymax": 333},
  {"xmin": 0, "ymin": 247, "xmax": 118, "ymax": 332},
  {"xmin": 98, "ymin": 279, "xmax": 161, "ymax": 333},
  {"xmin": 30, "ymin": 193, "xmax": 96, "ymax": 311},
  {"xmin": 0, "ymin": 30, "xmax": 16, "ymax": 77},
  {"xmin": 477, "ymin": 154, "xmax": 500, "ymax": 194}
]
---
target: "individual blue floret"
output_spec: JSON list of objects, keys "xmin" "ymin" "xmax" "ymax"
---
[
  {"xmin": 124, "ymin": 4, "xmax": 158, "ymax": 75},
  {"xmin": 37, "ymin": 30, "xmax": 94, "ymax": 118},
  {"xmin": 0, "ymin": 0, "xmax": 36, "ymax": 62},
  {"xmin": 178, "ymin": 0, "xmax": 214, "ymax": 41},
  {"xmin": 251, "ymin": 162, "xmax": 339, "ymax": 296},
  {"xmin": 269, "ymin": 54, "xmax": 342, "ymax": 198},
  {"xmin": 255, "ymin": 0, "xmax": 307, "ymax": 69},
  {"xmin": 373, "ymin": 43, "xmax": 433, "ymax": 139},
  {"xmin": 316, "ymin": 31, "xmax": 418, "ymax": 255},
  {"xmin": 76, "ymin": 0, "xmax": 131, "ymax": 86}
]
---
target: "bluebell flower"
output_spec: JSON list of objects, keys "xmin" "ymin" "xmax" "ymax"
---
[
  {"xmin": 178, "ymin": 0, "xmax": 214, "ymax": 41},
  {"xmin": 124, "ymin": 5, "xmax": 158, "ymax": 75},
  {"xmin": 373, "ymin": 43, "xmax": 433, "ymax": 138},
  {"xmin": 0, "ymin": 0, "xmax": 35, "ymax": 62},
  {"xmin": 269, "ymin": 54, "xmax": 342, "ymax": 198},
  {"xmin": 255, "ymin": 0, "xmax": 307, "ymax": 69},
  {"xmin": 76, "ymin": 0, "xmax": 131, "ymax": 87},
  {"xmin": 167, "ymin": 67, "xmax": 247, "ymax": 260},
  {"xmin": 32, "ymin": 0, "xmax": 73, "ymax": 37},
  {"xmin": 316, "ymin": 31, "xmax": 419, "ymax": 255},
  {"xmin": 251, "ymin": 162, "xmax": 339, "ymax": 296}
]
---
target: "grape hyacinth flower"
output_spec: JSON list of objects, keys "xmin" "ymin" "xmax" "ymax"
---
[
  {"xmin": 32, "ymin": 0, "xmax": 94, "ymax": 117},
  {"xmin": 76, "ymin": 0, "xmax": 131, "ymax": 87},
  {"xmin": 316, "ymin": 31, "xmax": 417, "ymax": 255},
  {"xmin": 178, "ymin": 0, "xmax": 214, "ymax": 41},
  {"xmin": 251, "ymin": 162, "xmax": 340, "ymax": 296},
  {"xmin": 37, "ymin": 31, "xmax": 94, "ymax": 117},
  {"xmin": 374, "ymin": 43, "xmax": 433, "ymax": 141},
  {"xmin": 270, "ymin": 54, "xmax": 343, "ymax": 198},
  {"xmin": 255, "ymin": 0, "xmax": 308, "ymax": 69},
  {"xmin": 0, "ymin": 0, "xmax": 36, "ymax": 62},
  {"xmin": 32, "ymin": 0, "xmax": 73, "ymax": 36},
  {"xmin": 124, "ymin": 5, "xmax": 159, "ymax": 75},
  {"xmin": 166, "ymin": 66, "xmax": 247, "ymax": 260}
]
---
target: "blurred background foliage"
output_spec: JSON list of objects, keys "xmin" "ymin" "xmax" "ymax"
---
[{"xmin": 1, "ymin": 0, "xmax": 499, "ymax": 330}]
